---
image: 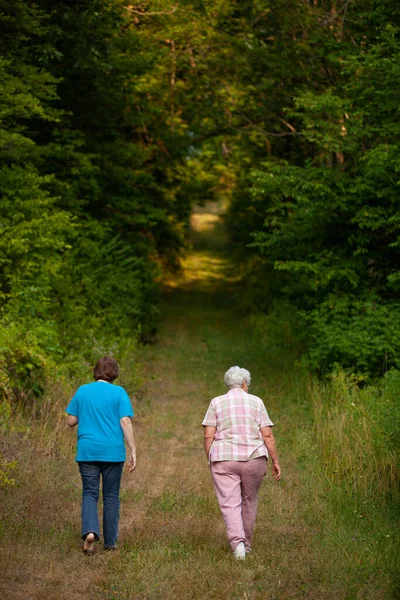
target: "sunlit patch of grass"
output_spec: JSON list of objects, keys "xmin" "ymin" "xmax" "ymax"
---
[
  {"xmin": 190, "ymin": 211, "xmax": 221, "ymax": 233},
  {"xmin": 170, "ymin": 250, "xmax": 240, "ymax": 289},
  {"xmin": 164, "ymin": 246, "xmax": 240, "ymax": 290},
  {"xmin": 163, "ymin": 251, "xmax": 237, "ymax": 290},
  {"xmin": 163, "ymin": 204, "xmax": 240, "ymax": 291}
]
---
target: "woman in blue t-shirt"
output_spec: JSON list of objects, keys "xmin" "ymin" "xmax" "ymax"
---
[{"xmin": 66, "ymin": 355, "xmax": 136, "ymax": 554}]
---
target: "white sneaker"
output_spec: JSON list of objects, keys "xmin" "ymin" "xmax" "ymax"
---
[{"xmin": 233, "ymin": 541, "xmax": 246, "ymax": 560}]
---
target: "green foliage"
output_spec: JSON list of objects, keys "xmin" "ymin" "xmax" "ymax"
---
[
  {"xmin": 364, "ymin": 369, "xmax": 400, "ymax": 454},
  {"xmin": 226, "ymin": 2, "xmax": 400, "ymax": 376},
  {"xmin": 303, "ymin": 299, "xmax": 400, "ymax": 375},
  {"xmin": 0, "ymin": 0, "xmax": 179, "ymax": 400},
  {"xmin": 0, "ymin": 455, "xmax": 17, "ymax": 489},
  {"xmin": 1, "ymin": 0, "xmax": 400, "ymax": 391},
  {"xmin": 0, "ymin": 315, "xmax": 61, "ymax": 400},
  {"xmin": 53, "ymin": 230, "xmax": 160, "ymax": 346},
  {"xmin": 0, "ymin": 400, "xmax": 11, "ymax": 434}
]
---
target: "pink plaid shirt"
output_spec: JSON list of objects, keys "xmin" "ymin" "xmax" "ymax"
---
[{"xmin": 202, "ymin": 387, "xmax": 274, "ymax": 462}]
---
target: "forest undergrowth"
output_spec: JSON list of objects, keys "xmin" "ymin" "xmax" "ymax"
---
[{"xmin": 0, "ymin": 207, "xmax": 399, "ymax": 600}]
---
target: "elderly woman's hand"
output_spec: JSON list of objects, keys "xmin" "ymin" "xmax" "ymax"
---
[
  {"xmin": 204, "ymin": 426, "xmax": 217, "ymax": 459},
  {"xmin": 272, "ymin": 461, "xmax": 281, "ymax": 481},
  {"xmin": 261, "ymin": 426, "xmax": 281, "ymax": 481}
]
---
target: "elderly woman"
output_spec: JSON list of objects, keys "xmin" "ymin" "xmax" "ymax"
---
[
  {"xmin": 202, "ymin": 366, "xmax": 281, "ymax": 560},
  {"xmin": 66, "ymin": 356, "xmax": 136, "ymax": 554}
]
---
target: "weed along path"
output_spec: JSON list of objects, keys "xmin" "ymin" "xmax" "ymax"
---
[{"xmin": 1, "ymin": 207, "xmax": 376, "ymax": 600}]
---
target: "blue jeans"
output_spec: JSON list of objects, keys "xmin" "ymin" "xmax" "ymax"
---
[{"xmin": 78, "ymin": 461, "xmax": 124, "ymax": 548}]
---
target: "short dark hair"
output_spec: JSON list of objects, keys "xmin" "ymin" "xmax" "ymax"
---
[{"xmin": 93, "ymin": 356, "xmax": 119, "ymax": 382}]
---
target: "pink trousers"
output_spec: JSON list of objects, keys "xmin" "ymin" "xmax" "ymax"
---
[{"xmin": 211, "ymin": 457, "xmax": 267, "ymax": 551}]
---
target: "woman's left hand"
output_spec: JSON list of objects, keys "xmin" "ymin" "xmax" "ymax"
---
[
  {"xmin": 272, "ymin": 462, "xmax": 281, "ymax": 481},
  {"xmin": 128, "ymin": 451, "xmax": 137, "ymax": 472}
]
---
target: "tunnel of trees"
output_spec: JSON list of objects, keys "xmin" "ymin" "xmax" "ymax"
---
[{"xmin": 1, "ymin": 0, "xmax": 400, "ymax": 398}]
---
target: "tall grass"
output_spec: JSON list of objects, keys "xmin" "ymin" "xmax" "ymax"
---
[
  {"xmin": 307, "ymin": 371, "xmax": 400, "ymax": 598},
  {"xmin": 312, "ymin": 371, "xmax": 400, "ymax": 500}
]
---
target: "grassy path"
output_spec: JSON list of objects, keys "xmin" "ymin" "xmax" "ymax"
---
[
  {"xmin": 1, "ymin": 207, "xmax": 389, "ymax": 599},
  {"xmin": 102, "ymin": 209, "xmax": 337, "ymax": 599}
]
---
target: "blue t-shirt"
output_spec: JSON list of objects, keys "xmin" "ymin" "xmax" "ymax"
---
[{"xmin": 66, "ymin": 381, "xmax": 134, "ymax": 462}]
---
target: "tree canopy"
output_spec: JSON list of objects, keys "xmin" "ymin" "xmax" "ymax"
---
[{"xmin": 0, "ymin": 0, "xmax": 399, "ymax": 398}]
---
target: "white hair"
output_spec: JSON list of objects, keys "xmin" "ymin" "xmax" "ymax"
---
[{"xmin": 224, "ymin": 366, "xmax": 251, "ymax": 389}]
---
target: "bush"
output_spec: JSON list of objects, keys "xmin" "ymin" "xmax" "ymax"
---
[
  {"xmin": 303, "ymin": 298, "xmax": 400, "ymax": 377},
  {"xmin": 363, "ymin": 369, "xmax": 400, "ymax": 454}
]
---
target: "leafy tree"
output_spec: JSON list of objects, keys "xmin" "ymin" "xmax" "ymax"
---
[
  {"xmin": 244, "ymin": 2, "xmax": 400, "ymax": 375},
  {"xmin": 1, "ymin": 0, "xmax": 399, "ymax": 396}
]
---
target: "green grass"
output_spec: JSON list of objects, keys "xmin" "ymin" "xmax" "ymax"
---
[{"xmin": 0, "ymin": 207, "xmax": 399, "ymax": 599}]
